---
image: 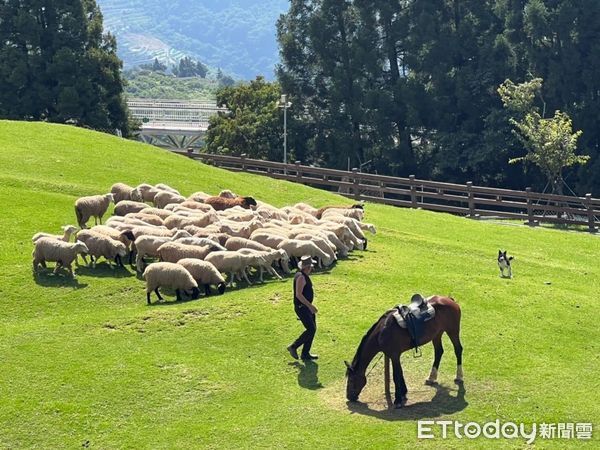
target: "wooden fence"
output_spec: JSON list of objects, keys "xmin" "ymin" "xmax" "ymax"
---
[{"xmin": 172, "ymin": 150, "xmax": 600, "ymax": 233}]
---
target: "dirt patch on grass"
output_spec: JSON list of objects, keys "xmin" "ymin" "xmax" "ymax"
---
[{"xmin": 320, "ymin": 362, "xmax": 478, "ymax": 421}]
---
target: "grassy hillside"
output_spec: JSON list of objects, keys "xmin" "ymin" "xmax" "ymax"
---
[{"xmin": 0, "ymin": 121, "xmax": 598, "ymax": 448}]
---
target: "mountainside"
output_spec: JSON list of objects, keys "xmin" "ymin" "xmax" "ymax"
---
[{"xmin": 97, "ymin": 0, "xmax": 288, "ymax": 80}]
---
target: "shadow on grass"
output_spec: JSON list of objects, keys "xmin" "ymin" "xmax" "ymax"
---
[
  {"xmin": 32, "ymin": 271, "xmax": 88, "ymax": 289},
  {"xmin": 75, "ymin": 263, "xmax": 135, "ymax": 278},
  {"xmin": 347, "ymin": 383, "xmax": 467, "ymax": 421},
  {"xmin": 289, "ymin": 360, "xmax": 324, "ymax": 390}
]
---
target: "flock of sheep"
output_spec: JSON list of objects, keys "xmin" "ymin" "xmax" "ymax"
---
[{"xmin": 31, "ymin": 182, "xmax": 376, "ymax": 304}]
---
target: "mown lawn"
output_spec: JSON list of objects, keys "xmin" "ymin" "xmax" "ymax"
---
[{"xmin": 0, "ymin": 121, "xmax": 598, "ymax": 449}]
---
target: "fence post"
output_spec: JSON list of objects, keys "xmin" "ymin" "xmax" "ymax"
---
[
  {"xmin": 295, "ymin": 161, "xmax": 302, "ymax": 183},
  {"xmin": 409, "ymin": 175, "xmax": 417, "ymax": 208},
  {"xmin": 526, "ymin": 187, "xmax": 534, "ymax": 226},
  {"xmin": 586, "ymin": 193, "xmax": 597, "ymax": 233},
  {"xmin": 466, "ymin": 181, "xmax": 475, "ymax": 218},
  {"xmin": 352, "ymin": 168, "xmax": 361, "ymax": 201},
  {"xmin": 240, "ymin": 153, "xmax": 247, "ymax": 172},
  {"xmin": 384, "ymin": 356, "xmax": 391, "ymax": 400}
]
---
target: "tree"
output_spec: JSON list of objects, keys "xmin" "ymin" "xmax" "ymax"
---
[
  {"xmin": 173, "ymin": 56, "xmax": 208, "ymax": 78},
  {"xmin": 217, "ymin": 68, "xmax": 235, "ymax": 87},
  {"xmin": 498, "ymin": 78, "xmax": 588, "ymax": 195},
  {"xmin": 0, "ymin": 0, "xmax": 130, "ymax": 134},
  {"xmin": 205, "ymin": 77, "xmax": 284, "ymax": 161},
  {"xmin": 140, "ymin": 58, "xmax": 167, "ymax": 72}
]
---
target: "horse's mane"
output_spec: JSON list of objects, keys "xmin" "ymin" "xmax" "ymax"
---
[{"xmin": 350, "ymin": 311, "xmax": 391, "ymax": 369}]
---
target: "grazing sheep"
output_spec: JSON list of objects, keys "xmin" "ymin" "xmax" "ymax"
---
[
  {"xmin": 90, "ymin": 225, "xmax": 135, "ymax": 264},
  {"xmin": 130, "ymin": 226, "xmax": 180, "ymax": 239},
  {"xmin": 106, "ymin": 216, "xmax": 158, "ymax": 228},
  {"xmin": 131, "ymin": 183, "xmax": 155, "ymax": 202},
  {"xmin": 277, "ymin": 239, "xmax": 333, "ymax": 268},
  {"xmin": 255, "ymin": 205, "xmax": 289, "ymax": 221},
  {"xmin": 76, "ymin": 230, "xmax": 127, "ymax": 268},
  {"xmin": 163, "ymin": 211, "xmax": 218, "ymax": 229},
  {"xmin": 143, "ymin": 262, "xmax": 200, "ymax": 304},
  {"xmin": 322, "ymin": 215, "xmax": 367, "ymax": 249},
  {"xmin": 176, "ymin": 237, "xmax": 227, "ymax": 251},
  {"xmin": 133, "ymin": 230, "xmax": 190, "ymax": 272},
  {"xmin": 32, "ymin": 238, "xmax": 89, "ymax": 277},
  {"xmin": 237, "ymin": 248, "xmax": 289, "ymax": 282},
  {"xmin": 225, "ymin": 237, "xmax": 271, "ymax": 253},
  {"xmin": 187, "ymin": 191, "xmax": 211, "ymax": 202},
  {"xmin": 140, "ymin": 207, "xmax": 174, "ymax": 219},
  {"xmin": 177, "ymin": 258, "xmax": 226, "ymax": 296},
  {"xmin": 291, "ymin": 233, "xmax": 337, "ymax": 263},
  {"xmin": 316, "ymin": 203, "xmax": 363, "ymax": 219},
  {"xmin": 124, "ymin": 213, "xmax": 164, "ymax": 227},
  {"xmin": 178, "ymin": 201, "xmax": 214, "ymax": 212},
  {"xmin": 74, "ymin": 193, "xmax": 114, "ymax": 228},
  {"xmin": 32, "ymin": 225, "xmax": 78, "ymax": 244},
  {"xmin": 319, "ymin": 222, "xmax": 364, "ymax": 251},
  {"xmin": 110, "ymin": 183, "xmax": 143, "ymax": 204},
  {"xmin": 294, "ymin": 202, "xmax": 320, "ymax": 217},
  {"xmin": 113, "ymin": 200, "xmax": 147, "ymax": 216},
  {"xmin": 155, "ymin": 183, "xmax": 180, "ymax": 195},
  {"xmin": 154, "ymin": 191, "xmax": 185, "ymax": 209},
  {"xmin": 357, "ymin": 222, "xmax": 377, "ymax": 234},
  {"xmin": 157, "ymin": 242, "xmax": 218, "ymax": 263},
  {"xmin": 321, "ymin": 207, "xmax": 364, "ymax": 221},
  {"xmin": 204, "ymin": 196, "xmax": 257, "ymax": 211},
  {"xmin": 205, "ymin": 251, "xmax": 267, "ymax": 287},
  {"xmin": 219, "ymin": 218, "xmax": 263, "ymax": 239},
  {"xmin": 249, "ymin": 231, "xmax": 288, "ymax": 249},
  {"xmin": 219, "ymin": 189, "xmax": 237, "ymax": 198}
]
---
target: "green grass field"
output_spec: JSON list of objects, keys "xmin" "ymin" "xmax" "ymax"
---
[{"xmin": 0, "ymin": 121, "xmax": 598, "ymax": 449}]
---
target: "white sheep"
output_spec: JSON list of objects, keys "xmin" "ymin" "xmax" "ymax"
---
[
  {"xmin": 154, "ymin": 191, "xmax": 185, "ymax": 209},
  {"xmin": 163, "ymin": 211, "xmax": 218, "ymax": 230},
  {"xmin": 187, "ymin": 191, "xmax": 211, "ymax": 202},
  {"xmin": 76, "ymin": 230, "xmax": 128, "ymax": 268},
  {"xmin": 143, "ymin": 262, "xmax": 199, "ymax": 304},
  {"xmin": 32, "ymin": 238, "xmax": 89, "ymax": 277},
  {"xmin": 176, "ymin": 236, "xmax": 227, "ymax": 251},
  {"xmin": 157, "ymin": 242, "xmax": 218, "ymax": 263},
  {"xmin": 134, "ymin": 230, "xmax": 190, "ymax": 272},
  {"xmin": 277, "ymin": 239, "xmax": 333, "ymax": 268},
  {"xmin": 291, "ymin": 233, "xmax": 337, "ymax": 264},
  {"xmin": 155, "ymin": 183, "xmax": 181, "ymax": 195},
  {"xmin": 225, "ymin": 237, "xmax": 271, "ymax": 252},
  {"xmin": 74, "ymin": 193, "xmax": 114, "ymax": 228},
  {"xmin": 218, "ymin": 189, "xmax": 238, "ymax": 198},
  {"xmin": 32, "ymin": 225, "xmax": 78, "ymax": 244},
  {"xmin": 124, "ymin": 213, "xmax": 164, "ymax": 227},
  {"xmin": 177, "ymin": 201, "xmax": 214, "ymax": 212},
  {"xmin": 110, "ymin": 182, "xmax": 143, "ymax": 204},
  {"xmin": 237, "ymin": 248, "xmax": 289, "ymax": 282},
  {"xmin": 255, "ymin": 205, "xmax": 289, "ymax": 221},
  {"xmin": 294, "ymin": 202, "xmax": 320, "ymax": 217},
  {"xmin": 205, "ymin": 251, "xmax": 268, "ymax": 287},
  {"xmin": 139, "ymin": 207, "xmax": 174, "ymax": 219},
  {"xmin": 321, "ymin": 215, "xmax": 367, "ymax": 249},
  {"xmin": 321, "ymin": 207, "xmax": 364, "ymax": 221},
  {"xmin": 131, "ymin": 183, "xmax": 155, "ymax": 202},
  {"xmin": 176, "ymin": 258, "xmax": 226, "ymax": 296},
  {"xmin": 219, "ymin": 219, "xmax": 263, "ymax": 239},
  {"xmin": 249, "ymin": 231, "xmax": 288, "ymax": 249},
  {"xmin": 113, "ymin": 201, "xmax": 150, "ymax": 216}
]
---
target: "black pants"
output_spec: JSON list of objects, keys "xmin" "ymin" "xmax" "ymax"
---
[{"xmin": 292, "ymin": 305, "xmax": 316, "ymax": 356}]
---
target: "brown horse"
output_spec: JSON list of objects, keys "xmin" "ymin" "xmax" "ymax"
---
[{"xmin": 345, "ymin": 296, "xmax": 463, "ymax": 408}]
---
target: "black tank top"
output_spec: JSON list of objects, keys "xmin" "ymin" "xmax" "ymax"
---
[{"xmin": 293, "ymin": 271, "xmax": 314, "ymax": 308}]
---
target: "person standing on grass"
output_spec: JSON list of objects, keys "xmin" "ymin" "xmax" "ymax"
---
[{"xmin": 287, "ymin": 255, "xmax": 318, "ymax": 360}]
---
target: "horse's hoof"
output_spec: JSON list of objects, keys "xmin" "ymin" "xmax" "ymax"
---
[
  {"xmin": 425, "ymin": 379, "xmax": 438, "ymax": 386},
  {"xmin": 454, "ymin": 378, "xmax": 464, "ymax": 385},
  {"xmin": 394, "ymin": 397, "xmax": 407, "ymax": 409}
]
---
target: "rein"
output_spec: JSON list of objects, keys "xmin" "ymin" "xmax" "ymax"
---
[{"xmin": 366, "ymin": 352, "xmax": 384, "ymax": 377}]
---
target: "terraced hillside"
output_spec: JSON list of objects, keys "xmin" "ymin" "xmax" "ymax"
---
[
  {"xmin": 0, "ymin": 121, "xmax": 598, "ymax": 448},
  {"xmin": 97, "ymin": 0, "xmax": 288, "ymax": 79}
]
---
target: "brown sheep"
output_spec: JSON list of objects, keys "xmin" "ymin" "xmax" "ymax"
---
[{"xmin": 203, "ymin": 196, "xmax": 257, "ymax": 211}]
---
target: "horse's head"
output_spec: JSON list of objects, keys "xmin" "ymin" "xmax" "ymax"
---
[{"xmin": 345, "ymin": 360, "xmax": 366, "ymax": 402}]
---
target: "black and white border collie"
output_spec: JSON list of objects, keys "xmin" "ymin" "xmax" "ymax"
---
[{"xmin": 498, "ymin": 250, "xmax": 514, "ymax": 278}]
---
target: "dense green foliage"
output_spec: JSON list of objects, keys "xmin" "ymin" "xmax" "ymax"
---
[
  {"xmin": 172, "ymin": 56, "xmax": 208, "ymax": 78},
  {"xmin": 276, "ymin": 0, "xmax": 600, "ymax": 195},
  {"xmin": 124, "ymin": 70, "xmax": 220, "ymax": 101},
  {"xmin": 96, "ymin": 0, "xmax": 288, "ymax": 79},
  {"xmin": 206, "ymin": 77, "xmax": 283, "ymax": 159},
  {"xmin": 499, "ymin": 78, "xmax": 588, "ymax": 195},
  {"xmin": 0, "ymin": 0, "xmax": 130, "ymax": 134},
  {"xmin": 1, "ymin": 121, "xmax": 599, "ymax": 447}
]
